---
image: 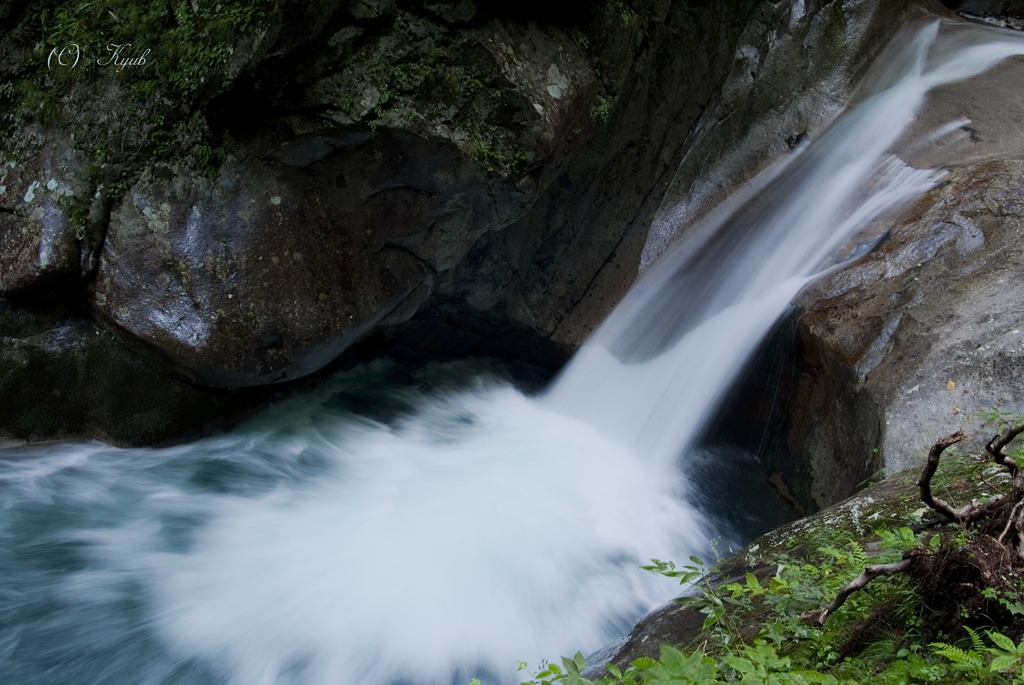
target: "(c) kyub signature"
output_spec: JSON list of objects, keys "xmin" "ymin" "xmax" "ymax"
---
[{"xmin": 47, "ymin": 43, "xmax": 151, "ymax": 72}]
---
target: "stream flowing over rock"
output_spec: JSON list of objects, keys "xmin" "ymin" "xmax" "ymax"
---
[
  {"xmin": 636, "ymin": 2, "xmax": 1024, "ymax": 513},
  {"xmin": 5, "ymin": 0, "xmax": 1024, "ymax": 679},
  {"xmin": 0, "ymin": 0, "xmax": 929, "ymax": 441},
  {"xmin": 792, "ymin": 120, "xmax": 1024, "ymax": 481},
  {"xmin": 770, "ymin": 16, "xmax": 1024, "ymax": 510}
]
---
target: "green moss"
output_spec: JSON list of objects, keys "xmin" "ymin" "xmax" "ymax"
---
[
  {"xmin": 2, "ymin": 0, "xmax": 277, "ymax": 189},
  {"xmin": 591, "ymin": 96, "xmax": 612, "ymax": 123},
  {"xmin": 35, "ymin": 0, "xmax": 273, "ymax": 103},
  {"xmin": 323, "ymin": 12, "xmax": 536, "ymax": 179},
  {"xmin": 64, "ymin": 197, "xmax": 89, "ymax": 241},
  {"xmin": 461, "ymin": 122, "xmax": 533, "ymax": 175}
]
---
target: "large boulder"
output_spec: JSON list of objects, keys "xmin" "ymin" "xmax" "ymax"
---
[
  {"xmin": 0, "ymin": 303, "xmax": 267, "ymax": 444},
  {"xmin": 92, "ymin": 150, "xmax": 433, "ymax": 387},
  {"xmin": 787, "ymin": 43, "xmax": 1024, "ymax": 501}
]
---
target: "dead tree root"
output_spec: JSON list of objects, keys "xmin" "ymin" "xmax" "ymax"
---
[{"xmin": 806, "ymin": 425, "xmax": 1024, "ymax": 637}]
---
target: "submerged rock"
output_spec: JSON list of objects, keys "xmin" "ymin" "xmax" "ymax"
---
[{"xmin": 0, "ymin": 304, "xmax": 267, "ymax": 444}]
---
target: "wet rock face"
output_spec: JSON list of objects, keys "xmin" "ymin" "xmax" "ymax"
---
[
  {"xmin": 0, "ymin": 138, "xmax": 95, "ymax": 302},
  {"xmin": 945, "ymin": 1, "xmax": 1024, "ymax": 18},
  {"xmin": 0, "ymin": 304, "xmax": 266, "ymax": 444},
  {"xmin": 789, "ymin": 50, "xmax": 1024, "ymax": 478},
  {"xmin": 642, "ymin": 0, "xmax": 917, "ymax": 268},
  {"xmin": 5, "ymin": 0, "xmax": 750, "ymax": 392},
  {"xmin": 794, "ymin": 158, "xmax": 1024, "ymax": 475},
  {"xmin": 93, "ymin": 146, "xmax": 437, "ymax": 387},
  {"xmin": 0, "ymin": 0, "xmax": 921, "ymax": 439}
]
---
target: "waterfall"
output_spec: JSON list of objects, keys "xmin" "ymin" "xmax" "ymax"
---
[
  {"xmin": 3, "ymin": 15, "xmax": 1024, "ymax": 685},
  {"xmin": 545, "ymin": 17, "xmax": 1024, "ymax": 467}
]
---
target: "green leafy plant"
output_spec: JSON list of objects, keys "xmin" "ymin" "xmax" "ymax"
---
[
  {"xmin": 591, "ymin": 97, "xmax": 612, "ymax": 123},
  {"xmin": 931, "ymin": 627, "xmax": 1024, "ymax": 682},
  {"xmin": 643, "ymin": 556, "xmax": 750, "ymax": 645}
]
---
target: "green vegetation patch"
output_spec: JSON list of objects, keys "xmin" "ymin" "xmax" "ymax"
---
[
  {"xmin": 504, "ymin": 420, "xmax": 1024, "ymax": 685},
  {"xmin": 315, "ymin": 12, "xmax": 536, "ymax": 177},
  {"xmin": 2, "ymin": 0, "xmax": 276, "ymax": 178}
]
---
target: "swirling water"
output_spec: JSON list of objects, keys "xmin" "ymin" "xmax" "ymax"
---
[
  {"xmin": 4, "ymin": 16, "xmax": 1024, "ymax": 685},
  {"xmin": 0, "ymin": 361, "xmax": 719, "ymax": 685}
]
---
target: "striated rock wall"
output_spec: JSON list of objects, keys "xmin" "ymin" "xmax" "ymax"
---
[{"xmin": 642, "ymin": 0, "xmax": 920, "ymax": 267}]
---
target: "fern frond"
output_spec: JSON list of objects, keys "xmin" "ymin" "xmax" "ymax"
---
[
  {"xmin": 966, "ymin": 626, "xmax": 986, "ymax": 654},
  {"xmin": 847, "ymin": 540, "xmax": 868, "ymax": 569},
  {"xmin": 931, "ymin": 642, "xmax": 984, "ymax": 668}
]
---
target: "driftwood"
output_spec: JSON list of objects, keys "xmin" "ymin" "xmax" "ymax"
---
[
  {"xmin": 800, "ymin": 559, "xmax": 913, "ymax": 626},
  {"xmin": 804, "ymin": 424, "xmax": 1024, "ymax": 627}
]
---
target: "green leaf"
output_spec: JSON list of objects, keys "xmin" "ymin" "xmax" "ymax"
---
[
  {"xmin": 722, "ymin": 655, "xmax": 757, "ymax": 675},
  {"xmin": 632, "ymin": 657, "xmax": 657, "ymax": 670},
  {"xmin": 991, "ymin": 655, "xmax": 1018, "ymax": 672},
  {"xmin": 989, "ymin": 630, "xmax": 1019, "ymax": 654},
  {"xmin": 701, "ymin": 613, "xmax": 720, "ymax": 631},
  {"xmin": 564, "ymin": 672, "xmax": 591, "ymax": 685},
  {"xmin": 966, "ymin": 626, "xmax": 986, "ymax": 654},
  {"xmin": 657, "ymin": 644, "xmax": 689, "ymax": 671}
]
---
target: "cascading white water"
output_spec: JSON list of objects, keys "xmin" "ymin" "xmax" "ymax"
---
[
  {"xmin": 545, "ymin": 17, "xmax": 1024, "ymax": 466},
  {"xmin": 0, "ymin": 361, "xmax": 714, "ymax": 685},
  {"xmin": 3, "ymin": 16, "xmax": 1024, "ymax": 685}
]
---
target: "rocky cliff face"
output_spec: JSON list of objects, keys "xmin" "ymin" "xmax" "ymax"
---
[
  {"xmin": 643, "ymin": 2, "xmax": 1024, "ymax": 513},
  {"xmin": 767, "ymin": 20, "xmax": 1024, "ymax": 511},
  {"xmin": 0, "ymin": 0, "xmax": 922, "ymax": 442},
  {"xmin": 792, "ymin": 97, "xmax": 1024, "ymax": 484}
]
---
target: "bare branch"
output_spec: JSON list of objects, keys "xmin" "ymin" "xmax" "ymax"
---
[
  {"xmin": 801, "ymin": 559, "xmax": 914, "ymax": 626},
  {"xmin": 808, "ymin": 427, "xmax": 1024, "ymax": 630},
  {"xmin": 917, "ymin": 431, "xmax": 967, "ymax": 521},
  {"xmin": 986, "ymin": 423, "xmax": 1024, "ymax": 498},
  {"xmin": 986, "ymin": 423, "xmax": 1024, "ymax": 460},
  {"xmin": 998, "ymin": 500, "xmax": 1024, "ymax": 546}
]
